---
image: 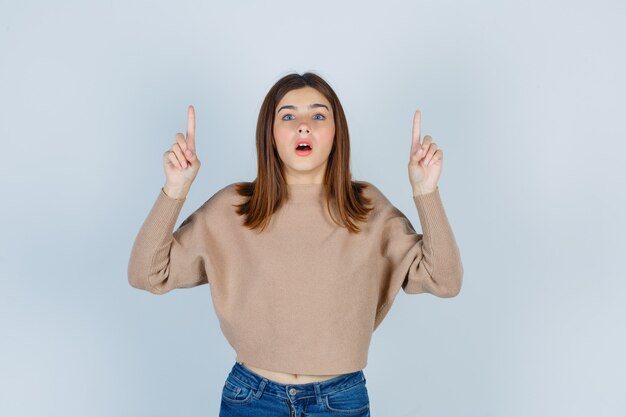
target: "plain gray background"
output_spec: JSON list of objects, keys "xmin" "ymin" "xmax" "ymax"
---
[{"xmin": 1, "ymin": 0, "xmax": 624, "ymax": 416}]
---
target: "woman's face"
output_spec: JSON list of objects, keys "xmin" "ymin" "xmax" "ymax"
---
[{"xmin": 273, "ymin": 86, "xmax": 335, "ymax": 184}]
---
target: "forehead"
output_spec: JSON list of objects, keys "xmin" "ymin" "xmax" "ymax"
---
[{"xmin": 277, "ymin": 86, "xmax": 330, "ymax": 108}]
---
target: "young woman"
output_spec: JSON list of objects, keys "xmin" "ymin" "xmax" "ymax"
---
[{"xmin": 128, "ymin": 72, "xmax": 463, "ymax": 416}]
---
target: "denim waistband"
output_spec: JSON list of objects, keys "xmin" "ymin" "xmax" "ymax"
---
[{"xmin": 229, "ymin": 361, "xmax": 366, "ymax": 401}]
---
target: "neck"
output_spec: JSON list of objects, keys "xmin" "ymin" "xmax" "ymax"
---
[{"xmin": 286, "ymin": 183, "xmax": 326, "ymax": 204}]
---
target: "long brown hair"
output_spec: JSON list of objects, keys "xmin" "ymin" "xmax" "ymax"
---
[{"xmin": 233, "ymin": 72, "xmax": 374, "ymax": 234}]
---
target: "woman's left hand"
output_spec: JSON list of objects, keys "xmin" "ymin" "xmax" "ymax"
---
[{"xmin": 408, "ymin": 109, "xmax": 443, "ymax": 195}]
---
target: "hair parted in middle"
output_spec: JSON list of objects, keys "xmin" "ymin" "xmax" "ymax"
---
[{"xmin": 233, "ymin": 71, "xmax": 374, "ymax": 234}]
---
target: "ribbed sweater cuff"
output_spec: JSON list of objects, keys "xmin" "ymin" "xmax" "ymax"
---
[
  {"xmin": 412, "ymin": 186, "xmax": 450, "ymax": 234},
  {"xmin": 148, "ymin": 187, "xmax": 187, "ymax": 232}
]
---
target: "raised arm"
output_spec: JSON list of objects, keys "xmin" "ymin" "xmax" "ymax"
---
[
  {"xmin": 127, "ymin": 105, "xmax": 207, "ymax": 294},
  {"xmin": 380, "ymin": 109, "xmax": 463, "ymax": 297}
]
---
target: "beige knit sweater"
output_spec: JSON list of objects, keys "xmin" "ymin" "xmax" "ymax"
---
[{"xmin": 127, "ymin": 182, "xmax": 463, "ymax": 375}]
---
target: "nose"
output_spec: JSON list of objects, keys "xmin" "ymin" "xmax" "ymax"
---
[{"xmin": 298, "ymin": 124, "xmax": 310, "ymax": 135}]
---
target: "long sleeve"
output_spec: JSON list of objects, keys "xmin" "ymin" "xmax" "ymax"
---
[
  {"xmin": 380, "ymin": 186, "xmax": 463, "ymax": 298},
  {"xmin": 127, "ymin": 187, "xmax": 211, "ymax": 295}
]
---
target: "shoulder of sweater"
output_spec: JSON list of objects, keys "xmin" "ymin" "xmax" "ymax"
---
[
  {"xmin": 354, "ymin": 180, "xmax": 403, "ymax": 228},
  {"xmin": 359, "ymin": 181, "xmax": 422, "ymax": 227},
  {"xmin": 359, "ymin": 180, "xmax": 394, "ymax": 210},
  {"xmin": 213, "ymin": 181, "xmax": 241, "ymax": 201},
  {"xmin": 359, "ymin": 180, "xmax": 383, "ymax": 199},
  {"xmin": 190, "ymin": 181, "xmax": 243, "ymax": 216}
]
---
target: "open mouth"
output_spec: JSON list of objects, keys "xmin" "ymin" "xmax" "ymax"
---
[{"xmin": 295, "ymin": 140, "xmax": 313, "ymax": 155}]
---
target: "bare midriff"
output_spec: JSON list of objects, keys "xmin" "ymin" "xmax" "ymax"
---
[{"xmin": 240, "ymin": 362, "xmax": 345, "ymax": 384}]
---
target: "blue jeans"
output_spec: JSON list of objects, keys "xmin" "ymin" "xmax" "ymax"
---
[{"xmin": 219, "ymin": 361, "xmax": 371, "ymax": 416}]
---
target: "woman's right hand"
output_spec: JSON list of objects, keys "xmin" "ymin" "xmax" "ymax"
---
[{"xmin": 162, "ymin": 105, "xmax": 201, "ymax": 197}]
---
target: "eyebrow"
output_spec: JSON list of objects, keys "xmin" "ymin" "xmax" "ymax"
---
[{"xmin": 276, "ymin": 103, "xmax": 330, "ymax": 114}]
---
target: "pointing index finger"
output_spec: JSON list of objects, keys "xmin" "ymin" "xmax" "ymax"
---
[
  {"xmin": 411, "ymin": 109, "xmax": 421, "ymax": 154},
  {"xmin": 186, "ymin": 105, "xmax": 196, "ymax": 152}
]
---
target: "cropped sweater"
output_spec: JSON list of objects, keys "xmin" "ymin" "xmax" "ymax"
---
[{"xmin": 127, "ymin": 181, "xmax": 463, "ymax": 375}]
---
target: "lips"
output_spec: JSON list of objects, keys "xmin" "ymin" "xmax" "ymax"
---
[{"xmin": 294, "ymin": 140, "xmax": 313, "ymax": 150}]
